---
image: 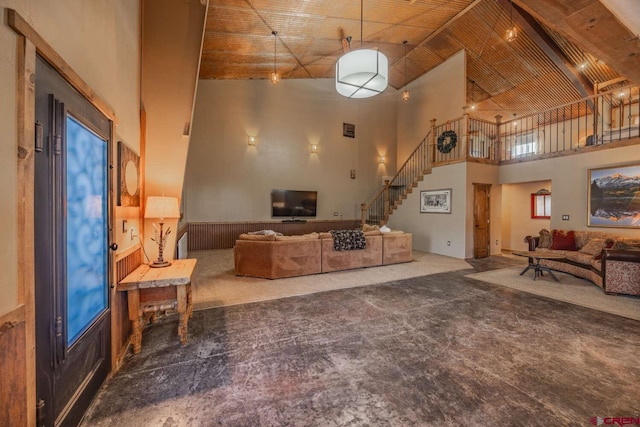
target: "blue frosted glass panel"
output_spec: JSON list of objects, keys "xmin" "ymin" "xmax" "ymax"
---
[{"xmin": 66, "ymin": 116, "xmax": 108, "ymax": 345}]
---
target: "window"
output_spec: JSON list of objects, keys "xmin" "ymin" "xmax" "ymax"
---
[
  {"xmin": 511, "ymin": 131, "xmax": 539, "ymax": 157},
  {"xmin": 531, "ymin": 190, "xmax": 551, "ymax": 219}
]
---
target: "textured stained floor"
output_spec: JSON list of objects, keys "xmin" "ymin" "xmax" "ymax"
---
[{"xmin": 81, "ymin": 256, "xmax": 640, "ymax": 426}]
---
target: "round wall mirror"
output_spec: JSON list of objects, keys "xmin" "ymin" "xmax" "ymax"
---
[{"xmin": 125, "ymin": 160, "xmax": 138, "ymax": 196}]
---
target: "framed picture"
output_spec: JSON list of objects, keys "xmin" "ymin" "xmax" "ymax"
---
[
  {"xmin": 343, "ymin": 122, "xmax": 355, "ymax": 138},
  {"xmin": 117, "ymin": 141, "xmax": 140, "ymax": 207},
  {"xmin": 588, "ymin": 163, "xmax": 640, "ymax": 228},
  {"xmin": 420, "ymin": 189, "xmax": 452, "ymax": 214}
]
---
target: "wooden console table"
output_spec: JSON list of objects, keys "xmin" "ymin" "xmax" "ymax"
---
[{"xmin": 118, "ymin": 259, "xmax": 197, "ymax": 354}]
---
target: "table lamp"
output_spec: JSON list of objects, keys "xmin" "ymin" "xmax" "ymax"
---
[{"xmin": 145, "ymin": 196, "xmax": 180, "ymax": 268}]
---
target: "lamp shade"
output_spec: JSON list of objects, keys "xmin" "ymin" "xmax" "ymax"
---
[
  {"xmin": 144, "ymin": 196, "xmax": 180, "ymax": 220},
  {"xmin": 336, "ymin": 49, "xmax": 388, "ymax": 99}
]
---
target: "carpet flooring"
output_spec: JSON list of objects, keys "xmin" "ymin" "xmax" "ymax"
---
[
  {"xmin": 467, "ymin": 266, "xmax": 640, "ymax": 321},
  {"xmin": 191, "ymin": 249, "xmax": 472, "ymax": 309},
  {"xmin": 80, "ymin": 254, "xmax": 640, "ymax": 427}
]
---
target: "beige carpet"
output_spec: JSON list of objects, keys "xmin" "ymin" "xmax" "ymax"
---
[
  {"xmin": 191, "ymin": 249, "xmax": 472, "ymax": 310},
  {"xmin": 466, "ymin": 267, "xmax": 640, "ymax": 321}
]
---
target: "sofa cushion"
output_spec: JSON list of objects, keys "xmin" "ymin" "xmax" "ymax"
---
[
  {"xmin": 538, "ymin": 229, "xmax": 552, "ymax": 248},
  {"xmin": 565, "ymin": 251, "xmax": 593, "ymax": 265},
  {"xmin": 550, "ymin": 230, "xmax": 577, "ymax": 251},
  {"xmin": 579, "ymin": 238, "xmax": 606, "ymax": 256},
  {"xmin": 275, "ymin": 232, "xmax": 319, "ymax": 241},
  {"xmin": 248, "ymin": 229, "xmax": 282, "ymax": 236},
  {"xmin": 238, "ymin": 233, "xmax": 277, "ymax": 241}
]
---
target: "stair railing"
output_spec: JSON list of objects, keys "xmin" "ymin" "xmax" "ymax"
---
[{"xmin": 361, "ymin": 129, "xmax": 433, "ymax": 226}]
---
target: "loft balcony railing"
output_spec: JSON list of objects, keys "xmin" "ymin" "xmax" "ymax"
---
[{"xmin": 362, "ymin": 84, "xmax": 640, "ymax": 225}]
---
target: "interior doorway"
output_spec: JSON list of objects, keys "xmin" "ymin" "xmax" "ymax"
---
[{"xmin": 473, "ymin": 183, "xmax": 492, "ymax": 258}]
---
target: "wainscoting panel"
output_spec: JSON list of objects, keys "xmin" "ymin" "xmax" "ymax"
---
[
  {"xmin": 0, "ymin": 306, "xmax": 27, "ymax": 426},
  {"xmin": 188, "ymin": 220, "xmax": 360, "ymax": 250}
]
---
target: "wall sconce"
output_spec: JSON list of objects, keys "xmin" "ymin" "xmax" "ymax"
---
[
  {"xmin": 310, "ymin": 144, "xmax": 318, "ymax": 154},
  {"xmin": 379, "ymin": 155, "xmax": 386, "ymax": 164},
  {"xmin": 248, "ymin": 136, "xmax": 256, "ymax": 146}
]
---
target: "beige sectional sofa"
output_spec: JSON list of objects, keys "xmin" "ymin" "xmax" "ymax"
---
[
  {"xmin": 525, "ymin": 229, "xmax": 640, "ymax": 296},
  {"xmin": 234, "ymin": 230, "xmax": 412, "ymax": 279}
]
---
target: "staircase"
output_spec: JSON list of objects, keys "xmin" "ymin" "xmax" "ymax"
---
[{"xmin": 361, "ymin": 131, "xmax": 432, "ymax": 226}]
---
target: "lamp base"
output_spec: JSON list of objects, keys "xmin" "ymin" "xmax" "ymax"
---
[{"xmin": 149, "ymin": 260, "xmax": 172, "ymax": 268}]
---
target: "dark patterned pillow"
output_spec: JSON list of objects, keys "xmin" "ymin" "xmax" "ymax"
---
[{"xmin": 330, "ymin": 229, "xmax": 366, "ymax": 251}]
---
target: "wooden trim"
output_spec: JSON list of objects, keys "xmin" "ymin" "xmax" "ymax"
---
[
  {"xmin": 115, "ymin": 243, "xmax": 142, "ymax": 262},
  {"xmin": 16, "ymin": 33, "xmax": 37, "ymax": 427},
  {"xmin": 112, "ymin": 248, "xmax": 142, "ymax": 369},
  {"xmin": 0, "ymin": 312, "xmax": 27, "ymax": 426},
  {"xmin": 7, "ymin": 9, "xmax": 117, "ymax": 123},
  {"xmin": 0, "ymin": 305, "xmax": 25, "ymax": 326}
]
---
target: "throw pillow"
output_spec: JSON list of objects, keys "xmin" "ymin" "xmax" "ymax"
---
[
  {"xmin": 594, "ymin": 239, "xmax": 616, "ymax": 260},
  {"xmin": 362, "ymin": 224, "xmax": 380, "ymax": 232},
  {"xmin": 579, "ymin": 238, "xmax": 605, "ymax": 256},
  {"xmin": 538, "ymin": 229, "xmax": 552, "ymax": 248},
  {"xmin": 550, "ymin": 230, "xmax": 577, "ymax": 251}
]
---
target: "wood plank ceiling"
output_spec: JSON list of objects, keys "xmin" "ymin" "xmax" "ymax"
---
[{"xmin": 200, "ymin": 0, "xmax": 639, "ymax": 119}]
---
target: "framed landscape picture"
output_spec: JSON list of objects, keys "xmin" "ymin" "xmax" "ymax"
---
[
  {"xmin": 588, "ymin": 163, "xmax": 640, "ymax": 228},
  {"xmin": 420, "ymin": 189, "xmax": 452, "ymax": 214}
]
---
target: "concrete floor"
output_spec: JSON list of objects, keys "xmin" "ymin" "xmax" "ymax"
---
[{"xmin": 81, "ymin": 256, "xmax": 640, "ymax": 426}]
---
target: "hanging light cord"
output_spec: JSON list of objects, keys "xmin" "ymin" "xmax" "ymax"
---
[
  {"xmin": 403, "ymin": 41, "xmax": 408, "ymax": 86},
  {"xmin": 272, "ymin": 30, "xmax": 277, "ymax": 73},
  {"xmin": 360, "ymin": 0, "xmax": 363, "ymax": 48},
  {"xmin": 509, "ymin": 0, "xmax": 513, "ymax": 27}
]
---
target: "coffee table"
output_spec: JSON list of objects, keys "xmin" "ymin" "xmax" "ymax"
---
[{"xmin": 512, "ymin": 250, "xmax": 566, "ymax": 282}]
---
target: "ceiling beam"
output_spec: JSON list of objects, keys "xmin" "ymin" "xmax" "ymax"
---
[
  {"xmin": 498, "ymin": 0, "xmax": 593, "ymax": 98},
  {"xmin": 514, "ymin": 0, "xmax": 640, "ymax": 85}
]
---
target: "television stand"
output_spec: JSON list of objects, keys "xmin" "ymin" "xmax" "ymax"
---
[{"xmin": 282, "ymin": 218, "xmax": 307, "ymax": 223}]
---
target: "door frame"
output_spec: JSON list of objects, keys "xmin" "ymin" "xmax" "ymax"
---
[{"xmin": 9, "ymin": 10, "xmax": 118, "ymax": 425}]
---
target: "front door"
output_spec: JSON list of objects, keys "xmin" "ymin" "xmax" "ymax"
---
[
  {"xmin": 34, "ymin": 55, "xmax": 112, "ymax": 426},
  {"xmin": 473, "ymin": 183, "xmax": 492, "ymax": 258}
]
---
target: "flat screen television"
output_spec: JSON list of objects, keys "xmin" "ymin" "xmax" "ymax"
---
[{"xmin": 271, "ymin": 189, "xmax": 317, "ymax": 218}]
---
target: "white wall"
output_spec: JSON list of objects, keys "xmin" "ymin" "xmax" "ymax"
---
[
  {"xmin": 501, "ymin": 180, "xmax": 552, "ymax": 252},
  {"xmin": 500, "ymin": 145, "xmax": 640, "ymax": 239},
  {"xmin": 185, "ymin": 78, "xmax": 397, "ymax": 222},
  {"xmin": 0, "ymin": 0, "xmax": 140, "ymax": 314},
  {"xmin": 388, "ymin": 162, "xmax": 468, "ymax": 258},
  {"xmin": 396, "ymin": 50, "xmax": 466, "ymax": 167}
]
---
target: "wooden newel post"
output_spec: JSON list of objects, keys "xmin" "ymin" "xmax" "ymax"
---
[
  {"xmin": 361, "ymin": 203, "xmax": 367, "ymax": 227},
  {"xmin": 383, "ymin": 180, "xmax": 390, "ymax": 224},
  {"xmin": 430, "ymin": 118, "xmax": 437, "ymax": 163},
  {"xmin": 462, "ymin": 105, "xmax": 469, "ymax": 159},
  {"xmin": 494, "ymin": 114, "xmax": 502, "ymax": 161}
]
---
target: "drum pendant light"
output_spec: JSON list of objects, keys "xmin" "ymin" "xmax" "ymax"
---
[{"xmin": 335, "ymin": 0, "xmax": 388, "ymax": 98}]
